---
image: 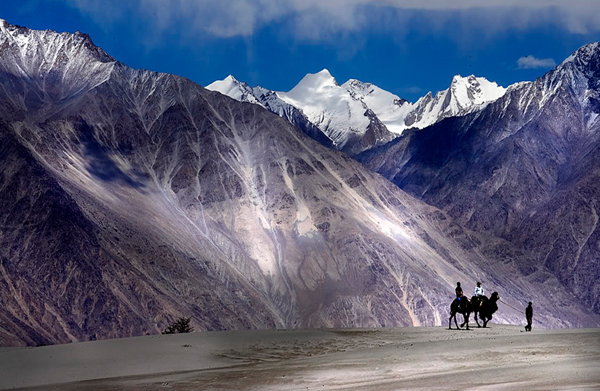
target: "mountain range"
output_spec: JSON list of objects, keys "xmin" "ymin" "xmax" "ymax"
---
[
  {"xmin": 1, "ymin": 19, "xmax": 599, "ymax": 346},
  {"xmin": 207, "ymin": 70, "xmax": 506, "ymax": 155}
]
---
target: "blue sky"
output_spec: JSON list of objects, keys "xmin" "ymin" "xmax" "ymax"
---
[{"xmin": 2, "ymin": 1, "xmax": 600, "ymax": 101}]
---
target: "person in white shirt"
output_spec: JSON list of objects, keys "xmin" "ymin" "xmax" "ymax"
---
[{"xmin": 474, "ymin": 281, "xmax": 484, "ymax": 297}]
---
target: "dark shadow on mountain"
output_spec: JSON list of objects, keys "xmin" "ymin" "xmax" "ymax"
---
[{"xmin": 78, "ymin": 122, "xmax": 146, "ymax": 189}]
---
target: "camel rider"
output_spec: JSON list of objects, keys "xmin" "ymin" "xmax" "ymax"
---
[
  {"xmin": 455, "ymin": 282, "xmax": 463, "ymax": 302},
  {"xmin": 474, "ymin": 281, "xmax": 484, "ymax": 297}
]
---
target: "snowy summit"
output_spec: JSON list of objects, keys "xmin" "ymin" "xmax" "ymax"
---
[{"xmin": 207, "ymin": 69, "xmax": 506, "ymax": 154}]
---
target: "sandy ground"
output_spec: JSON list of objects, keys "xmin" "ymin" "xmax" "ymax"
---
[{"xmin": 1, "ymin": 325, "xmax": 599, "ymax": 391}]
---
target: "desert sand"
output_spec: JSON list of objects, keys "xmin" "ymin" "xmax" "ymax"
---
[{"xmin": 1, "ymin": 324, "xmax": 599, "ymax": 391}]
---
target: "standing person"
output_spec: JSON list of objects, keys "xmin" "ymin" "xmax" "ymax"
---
[
  {"xmin": 525, "ymin": 302, "xmax": 533, "ymax": 331},
  {"xmin": 474, "ymin": 281, "xmax": 484, "ymax": 297}
]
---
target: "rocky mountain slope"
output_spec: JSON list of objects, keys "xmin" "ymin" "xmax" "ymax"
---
[
  {"xmin": 359, "ymin": 42, "xmax": 600, "ymax": 315},
  {"xmin": 0, "ymin": 20, "xmax": 597, "ymax": 346},
  {"xmin": 208, "ymin": 71, "xmax": 505, "ymax": 155}
]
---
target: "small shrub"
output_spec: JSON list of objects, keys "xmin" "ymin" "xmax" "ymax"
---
[{"xmin": 162, "ymin": 317, "xmax": 194, "ymax": 334}]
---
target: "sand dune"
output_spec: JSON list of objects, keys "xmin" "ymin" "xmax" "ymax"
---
[{"xmin": 1, "ymin": 325, "xmax": 599, "ymax": 391}]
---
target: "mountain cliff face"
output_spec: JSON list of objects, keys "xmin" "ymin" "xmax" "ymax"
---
[
  {"xmin": 360, "ymin": 42, "xmax": 600, "ymax": 315},
  {"xmin": 1, "ymin": 21, "xmax": 597, "ymax": 346}
]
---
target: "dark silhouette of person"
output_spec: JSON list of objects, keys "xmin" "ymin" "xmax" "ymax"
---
[
  {"xmin": 525, "ymin": 302, "xmax": 533, "ymax": 331},
  {"xmin": 455, "ymin": 282, "xmax": 463, "ymax": 302}
]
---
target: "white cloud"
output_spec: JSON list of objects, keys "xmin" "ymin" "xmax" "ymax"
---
[
  {"xmin": 61, "ymin": 0, "xmax": 600, "ymax": 40},
  {"xmin": 517, "ymin": 55, "xmax": 557, "ymax": 69}
]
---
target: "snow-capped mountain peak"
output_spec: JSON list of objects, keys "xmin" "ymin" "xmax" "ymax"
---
[
  {"xmin": 277, "ymin": 70, "xmax": 385, "ymax": 151},
  {"xmin": 400, "ymin": 75, "xmax": 506, "ymax": 130},
  {"xmin": 224, "ymin": 74, "xmax": 238, "ymax": 83},
  {"xmin": 206, "ymin": 75, "xmax": 264, "ymax": 106},
  {"xmin": 312, "ymin": 68, "xmax": 339, "ymax": 85},
  {"xmin": 342, "ymin": 78, "xmax": 412, "ymax": 134},
  {"xmin": 340, "ymin": 74, "xmax": 506, "ymax": 135},
  {"xmin": 207, "ymin": 69, "xmax": 508, "ymax": 153},
  {"xmin": 206, "ymin": 74, "xmax": 335, "ymax": 148},
  {"xmin": 285, "ymin": 69, "xmax": 340, "ymax": 96},
  {"xmin": 206, "ymin": 74, "xmax": 240, "ymax": 90},
  {"xmin": 344, "ymin": 78, "xmax": 408, "ymax": 108},
  {"xmin": 449, "ymin": 74, "xmax": 506, "ymax": 111},
  {"xmin": 207, "ymin": 70, "xmax": 394, "ymax": 153}
]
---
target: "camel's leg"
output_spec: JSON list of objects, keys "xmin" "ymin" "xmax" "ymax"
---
[
  {"xmin": 484, "ymin": 315, "xmax": 492, "ymax": 328},
  {"xmin": 460, "ymin": 312, "xmax": 467, "ymax": 328},
  {"xmin": 449, "ymin": 313, "xmax": 454, "ymax": 330},
  {"xmin": 454, "ymin": 313, "xmax": 460, "ymax": 330},
  {"xmin": 474, "ymin": 312, "xmax": 481, "ymax": 327},
  {"xmin": 460, "ymin": 317, "xmax": 469, "ymax": 328},
  {"xmin": 463, "ymin": 313, "xmax": 470, "ymax": 330}
]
